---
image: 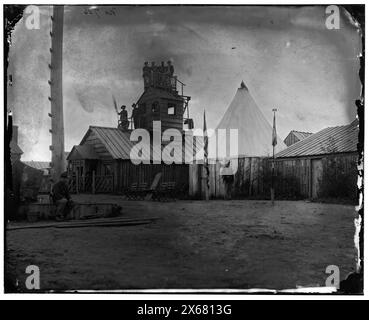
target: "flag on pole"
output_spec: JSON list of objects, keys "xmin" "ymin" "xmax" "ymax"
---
[
  {"xmin": 112, "ymin": 94, "xmax": 120, "ymax": 126},
  {"xmin": 6, "ymin": 111, "xmax": 13, "ymax": 191},
  {"xmin": 271, "ymin": 109, "xmax": 277, "ymax": 205},
  {"xmin": 272, "ymin": 110, "xmax": 277, "ymax": 147},
  {"xmin": 112, "ymin": 94, "xmax": 118, "ymax": 114},
  {"xmin": 203, "ymin": 110, "xmax": 210, "ymax": 196},
  {"xmin": 7, "ymin": 111, "xmax": 13, "ymax": 141}
]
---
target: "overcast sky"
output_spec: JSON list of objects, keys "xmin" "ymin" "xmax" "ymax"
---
[{"xmin": 8, "ymin": 5, "xmax": 361, "ymax": 161}]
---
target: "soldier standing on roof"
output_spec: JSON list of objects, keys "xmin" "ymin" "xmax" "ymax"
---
[
  {"xmin": 131, "ymin": 103, "xmax": 139, "ymax": 129},
  {"xmin": 118, "ymin": 105, "xmax": 129, "ymax": 130}
]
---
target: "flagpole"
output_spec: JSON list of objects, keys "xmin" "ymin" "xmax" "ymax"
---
[
  {"xmin": 203, "ymin": 109, "xmax": 210, "ymax": 201},
  {"xmin": 271, "ymin": 108, "xmax": 277, "ymax": 205},
  {"xmin": 112, "ymin": 94, "xmax": 119, "ymax": 126}
]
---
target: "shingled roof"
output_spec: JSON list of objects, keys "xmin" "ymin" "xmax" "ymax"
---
[
  {"xmin": 23, "ymin": 161, "xmax": 50, "ymax": 170},
  {"xmin": 276, "ymin": 119, "xmax": 358, "ymax": 158},
  {"xmin": 290, "ymin": 130, "xmax": 312, "ymax": 141},
  {"xmin": 67, "ymin": 145, "xmax": 100, "ymax": 160},
  {"xmin": 10, "ymin": 140, "xmax": 23, "ymax": 155},
  {"xmin": 136, "ymin": 87, "xmax": 184, "ymax": 104},
  {"xmin": 77, "ymin": 126, "xmax": 202, "ymax": 162}
]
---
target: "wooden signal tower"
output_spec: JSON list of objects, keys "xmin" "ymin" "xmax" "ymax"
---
[{"xmin": 48, "ymin": 5, "xmax": 65, "ymax": 181}]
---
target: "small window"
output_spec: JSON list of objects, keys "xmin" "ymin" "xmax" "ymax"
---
[
  {"xmin": 140, "ymin": 103, "xmax": 146, "ymax": 113},
  {"xmin": 103, "ymin": 163, "xmax": 112, "ymax": 175},
  {"xmin": 152, "ymin": 101, "xmax": 159, "ymax": 113},
  {"xmin": 168, "ymin": 104, "xmax": 175, "ymax": 115}
]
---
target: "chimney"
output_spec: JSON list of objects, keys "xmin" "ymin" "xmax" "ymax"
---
[{"xmin": 12, "ymin": 125, "xmax": 18, "ymax": 144}]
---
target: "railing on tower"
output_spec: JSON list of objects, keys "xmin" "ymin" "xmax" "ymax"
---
[{"xmin": 142, "ymin": 62, "xmax": 193, "ymax": 129}]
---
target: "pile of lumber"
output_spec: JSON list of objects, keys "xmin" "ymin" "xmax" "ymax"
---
[{"xmin": 6, "ymin": 216, "xmax": 159, "ymax": 231}]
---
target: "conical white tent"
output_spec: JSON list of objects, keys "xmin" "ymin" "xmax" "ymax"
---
[{"xmin": 216, "ymin": 82, "xmax": 286, "ymax": 157}]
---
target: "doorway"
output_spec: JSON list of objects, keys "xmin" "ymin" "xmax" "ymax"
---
[{"xmin": 311, "ymin": 159, "xmax": 323, "ymax": 198}]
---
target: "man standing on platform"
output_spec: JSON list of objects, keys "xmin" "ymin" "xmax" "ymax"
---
[
  {"xmin": 118, "ymin": 105, "xmax": 129, "ymax": 130},
  {"xmin": 131, "ymin": 103, "xmax": 139, "ymax": 129}
]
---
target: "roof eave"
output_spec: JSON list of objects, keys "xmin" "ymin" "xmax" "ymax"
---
[{"xmin": 276, "ymin": 150, "xmax": 357, "ymax": 159}]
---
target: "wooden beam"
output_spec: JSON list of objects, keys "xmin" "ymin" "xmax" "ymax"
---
[{"xmin": 50, "ymin": 5, "xmax": 65, "ymax": 181}]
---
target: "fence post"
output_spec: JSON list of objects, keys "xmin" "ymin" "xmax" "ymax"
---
[
  {"xmin": 92, "ymin": 171, "xmax": 95, "ymax": 194},
  {"xmin": 76, "ymin": 174, "xmax": 79, "ymax": 194},
  {"xmin": 202, "ymin": 165, "xmax": 209, "ymax": 201},
  {"xmin": 249, "ymin": 158, "xmax": 253, "ymax": 196}
]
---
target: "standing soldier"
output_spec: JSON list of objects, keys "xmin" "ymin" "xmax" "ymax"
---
[
  {"xmin": 158, "ymin": 61, "xmax": 165, "ymax": 86},
  {"xmin": 143, "ymin": 61, "xmax": 150, "ymax": 88},
  {"xmin": 151, "ymin": 61, "xmax": 157, "ymax": 85},
  {"xmin": 167, "ymin": 60, "xmax": 174, "ymax": 76},
  {"xmin": 118, "ymin": 105, "xmax": 129, "ymax": 130},
  {"xmin": 142, "ymin": 61, "xmax": 150, "ymax": 77},
  {"xmin": 131, "ymin": 103, "xmax": 139, "ymax": 129},
  {"xmin": 167, "ymin": 61, "xmax": 175, "ymax": 89},
  {"xmin": 159, "ymin": 61, "xmax": 165, "ymax": 73}
]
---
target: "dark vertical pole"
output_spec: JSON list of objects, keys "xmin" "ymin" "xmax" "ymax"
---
[
  {"xmin": 203, "ymin": 110, "xmax": 209, "ymax": 200},
  {"xmin": 271, "ymin": 142, "xmax": 275, "ymax": 205},
  {"xmin": 271, "ymin": 108, "xmax": 277, "ymax": 205},
  {"xmin": 50, "ymin": 5, "xmax": 65, "ymax": 182},
  {"xmin": 186, "ymin": 100, "xmax": 190, "ymax": 120},
  {"xmin": 76, "ymin": 169, "xmax": 79, "ymax": 194},
  {"xmin": 92, "ymin": 170, "xmax": 95, "ymax": 194}
]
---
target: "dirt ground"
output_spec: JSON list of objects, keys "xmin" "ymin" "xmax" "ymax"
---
[{"xmin": 6, "ymin": 195, "xmax": 357, "ymax": 291}]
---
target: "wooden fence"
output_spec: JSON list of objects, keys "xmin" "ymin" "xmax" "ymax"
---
[
  {"xmin": 189, "ymin": 153, "xmax": 357, "ymax": 200},
  {"xmin": 189, "ymin": 157, "xmax": 269, "ymax": 199},
  {"xmin": 68, "ymin": 174, "xmax": 114, "ymax": 194},
  {"xmin": 67, "ymin": 153, "xmax": 356, "ymax": 199},
  {"xmin": 67, "ymin": 161, "xmax": 189, "ymax": 195},
  {"xmin": 115, "ymin": 160, "xmax": 189, "ymax": 192}
]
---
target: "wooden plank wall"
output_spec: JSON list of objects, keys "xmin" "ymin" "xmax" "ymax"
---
[
  {"xmin": 116, "ymin": 160, "xmax": 189, "ymax": 192},
  {"xmin": 189, "ymin": 153, "xmax": 357, "ymax": 199},
  {"xmin": 274, "ymin": 158, "xmax": 310, "ymax": 198},
  {"xmin": 189, "ymin": 157, "xmax": 268, "ymax": 199},
  {"xmin": 189, "ymin": 163, "xmax": 200, "ymax": 198}
]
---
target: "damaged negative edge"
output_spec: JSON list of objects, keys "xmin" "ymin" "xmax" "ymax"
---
[
  {"xmin": 4, "ymin": 5, "xmax": 26, "ymax": 211},
  {"xmin": 339, "ymin": 5, "xmax": 364, "ymax": 294},
  {"xmin": 2, "ymin": 4, "xmax": 365, "ymax": 295},
  {"xmin": 3, "ymin": 5, "xmax": 27, "ymax": 293}
]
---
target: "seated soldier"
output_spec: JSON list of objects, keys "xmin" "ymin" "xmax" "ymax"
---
[{"xmin": 51, "ymin": 172, "xmax": 73, "ymax": 221}]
